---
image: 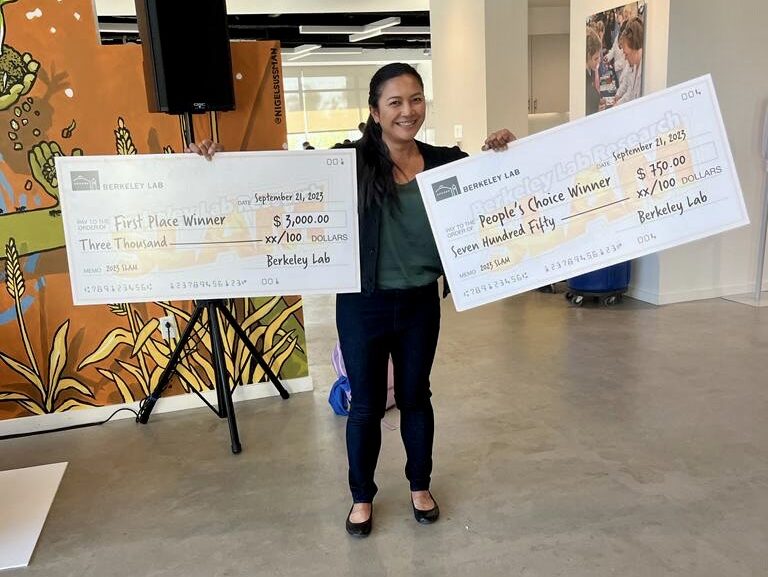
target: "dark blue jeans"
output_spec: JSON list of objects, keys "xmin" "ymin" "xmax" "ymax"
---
[{"xmin": 336, "ymin": 282, "xmax": 441, "ymax": 503}]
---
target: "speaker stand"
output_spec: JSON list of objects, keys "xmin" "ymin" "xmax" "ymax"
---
[
  {"xmin": 136, "ymin": 299, "xmax": 290, "ymax": 453},
  {"xmin": 181, "ymin": 111, "xmax": 195, "ymax": 150}
]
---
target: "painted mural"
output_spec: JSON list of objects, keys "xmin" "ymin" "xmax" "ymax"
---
[{"xmin": 0, "ymin": 0, "xmax": 306, "ymax": 420}]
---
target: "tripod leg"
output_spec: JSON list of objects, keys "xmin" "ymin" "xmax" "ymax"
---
[
  {"xmin": 208, "ymin": 302, "xmax": 242, "ymax": 454},
  {"xmin": 216, "ymin": 303, "xmax": 290, "ymax": 399},
  {"xmin": 210, "ymin": 306, "xmax": 228, "ymax": 418},
  {"xmin": 137, "ymin": 304, "xmax": 205, "ymax": 424}
]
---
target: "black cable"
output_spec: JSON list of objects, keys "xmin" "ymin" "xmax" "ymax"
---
[{"xmin": 0, "ymin": 407, "xmax": 139, "ymax": 441}]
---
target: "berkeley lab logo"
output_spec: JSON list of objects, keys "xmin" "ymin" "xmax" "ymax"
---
[
  {"xmin": 70, "ymin": 170, "xmax": 100, "ymax": 191},
  {"xmin": 432, "ymin": 176, "xmax": 461, "ymax": 202}
]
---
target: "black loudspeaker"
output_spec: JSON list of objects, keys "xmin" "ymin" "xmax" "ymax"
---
[{"xmin": 135, "ymin": 0, "xmax": 235, "ymax": 114}]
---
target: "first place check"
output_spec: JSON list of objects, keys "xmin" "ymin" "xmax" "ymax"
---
[
  {"xmin": 416, "ymin": 75, "xmax": 749, "ymax": 311},
  {"xmin": 55, "ymin": 150, "xmax": 359, "ymax": 305}
]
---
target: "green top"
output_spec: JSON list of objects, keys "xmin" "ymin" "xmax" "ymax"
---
[{"xmin": 376, "ymin": 179, "xmax": 443, "ymax": 289}]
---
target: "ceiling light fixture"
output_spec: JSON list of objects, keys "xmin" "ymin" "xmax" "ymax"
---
[
  {"xmin": 285, "ymin": 47, "xmax": 363, "ymax": 61},
  {"xmin": 379, "ymin": 26, "xmax": 430, "ymax": 36},
  {"xmin": 348, "ymin": 17, "xmax": 401, "ymax": 42},
  {"xmin": 299, "ymin": 25, "xmax": 360, "ymax": 34},
  {"xmin": 299, "ymin": 16, "xmax": 402, "ymax": 42},
  {"xmin": 285, "ymin": 43, "xmax": 321, "ymax": 57}
]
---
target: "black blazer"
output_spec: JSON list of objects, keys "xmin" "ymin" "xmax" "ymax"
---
[{"xmin": 352, "ymin": 140, "xmax": 467, "ymax": 295}]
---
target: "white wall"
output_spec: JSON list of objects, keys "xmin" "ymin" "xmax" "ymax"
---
[
  {"xmin": 430, "ymin": 0, "xmax": 489, "ymax": 150},
  {"xmin": 658, "ymin": 0, "xmax": 768, "ymax": 302},
  {"xmin": 485, "ymin": 0, "xmax": 529, "ymax": 139},
  {"xmin": 529, "ymin": 6, "xmax": 569, "ymax": 35},
  {"xmin": 530, "ymin": 34, "xmax": 570, "ymax": 113},
  {"xmin": 431, "ymin": 0, "xmax": 529, "ymax": 152},
  {"xmin": 528, "ymin": 6, "xmax": 570, "ymax": 134}
]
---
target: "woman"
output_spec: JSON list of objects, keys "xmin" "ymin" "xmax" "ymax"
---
[
  {"xmin": 189, "ymin": 62, "xmax": 514, "ymax": 538},
  {"xmin": 338, "ymin": 62, "xmax": 513, "ymax": 537},
  {"xmin": 614, "ymin": 17, "xmax": 644, "ymax": 106}
]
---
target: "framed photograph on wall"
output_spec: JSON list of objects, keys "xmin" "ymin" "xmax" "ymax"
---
[{"xmin": 585, "ymin": 1, "xmax": 646, "ymax": 116}]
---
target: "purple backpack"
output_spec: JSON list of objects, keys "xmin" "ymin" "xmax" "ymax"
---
[{"xmin": 329, "ymin": 342, "xmax": 396, "ymax": 415}]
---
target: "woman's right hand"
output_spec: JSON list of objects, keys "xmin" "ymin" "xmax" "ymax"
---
[
  {"xmin": 481, "ymin": 129, "xmax": 517, "ymax": 152},
  {"xmin": 185, "ymin": 139, "xmax": 223, "ymax": 161}
]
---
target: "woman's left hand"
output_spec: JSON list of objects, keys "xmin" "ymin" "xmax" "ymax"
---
[{"xmin": 481, "ymin": 129, "xmax": 517, "ymax": 152}]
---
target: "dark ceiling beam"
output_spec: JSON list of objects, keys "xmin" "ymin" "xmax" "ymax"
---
[{"xmin": 98, "ymin": 11, "xmax": 430, "ymax": 49}]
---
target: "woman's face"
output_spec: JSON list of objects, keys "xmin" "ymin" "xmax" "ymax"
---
[
  {"xmin": 622, "ymin": 43, "xmax": 641, "ymax": 67},
  {"xmin": 370, "ymin": 74, "xmax": 426, "ymax": 145}
]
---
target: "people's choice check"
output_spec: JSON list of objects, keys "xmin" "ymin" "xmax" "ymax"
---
[
  {"xmin": 55, "ymin": 150, "xmax": 359, "ymax": 305},
  {"xmin": 416, "ymin": 75, "xmax": 748, "ymax": 311}
]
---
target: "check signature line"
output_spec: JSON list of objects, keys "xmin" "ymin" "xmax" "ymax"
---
[
  {"xmin": 560, "ymin": 197, "xmax": 630, "ymax": 221},
  {"xmin": 171, "ymin": 239, "xmax": 264, "ymax": 246}
]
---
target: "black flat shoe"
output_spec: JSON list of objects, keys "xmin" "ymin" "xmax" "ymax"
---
[
  {"xmin": 411, "ymin": 492, "xmax": 439, "ymax": 524},
  {"xmin": 346, "ymin": 504, "xmax": 373, "ymax": 537}
]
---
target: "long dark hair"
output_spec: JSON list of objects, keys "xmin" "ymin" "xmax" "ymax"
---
[{"xmin": 358, "ymin": 62, "xmax": 424, "ymax": 209}]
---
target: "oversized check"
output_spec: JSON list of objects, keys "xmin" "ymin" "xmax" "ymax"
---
[
  {"xmin": 416, "ymin": 75, "xmax": 748, "ymax": 311},
  {"xmin": 55, "ymin": 150, "xmax": 359, "ymax": 305}
]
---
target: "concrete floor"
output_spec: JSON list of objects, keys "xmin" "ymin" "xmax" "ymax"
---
[{"xmin": 1, "ymin": 291, "xmax": 767, "ymax": 577}]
